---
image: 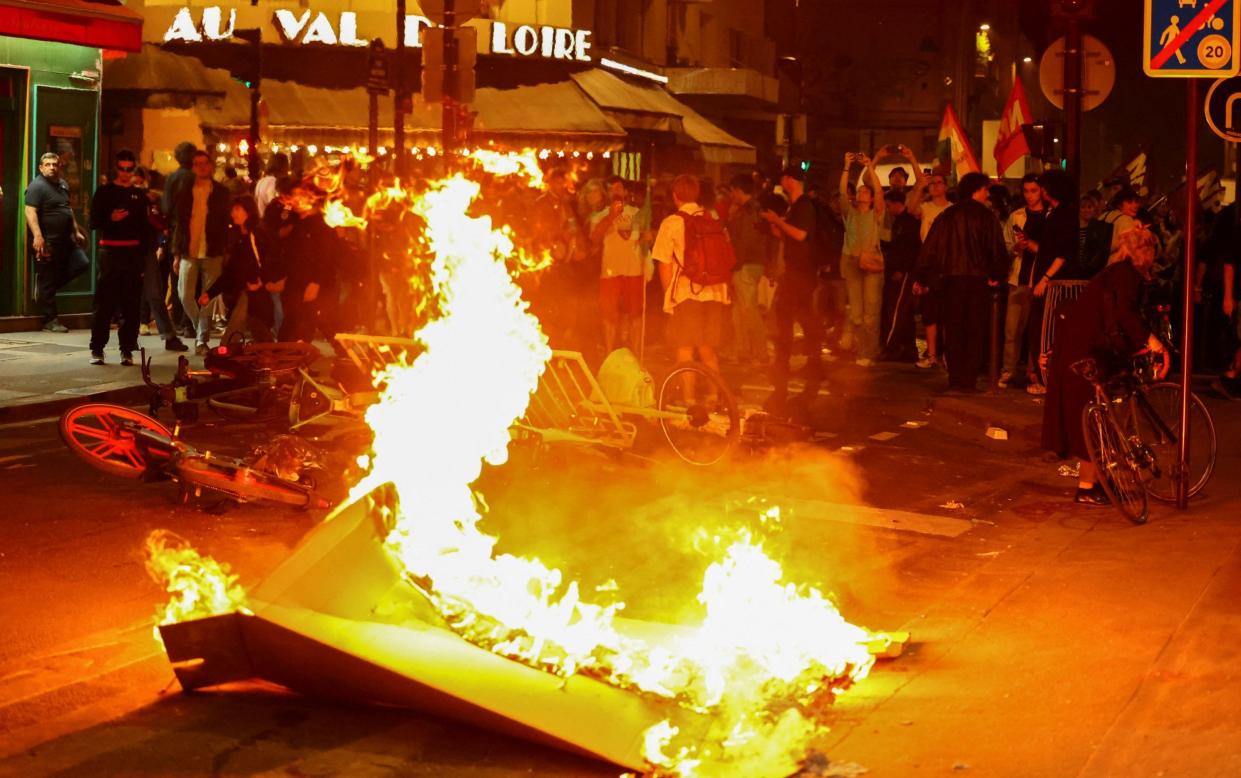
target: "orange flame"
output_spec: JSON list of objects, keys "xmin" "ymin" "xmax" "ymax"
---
[{"xmin": 143, "ymin": 530, "xmax": 249, "ymax": 643}]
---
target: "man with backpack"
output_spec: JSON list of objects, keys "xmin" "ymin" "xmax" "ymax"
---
[{"xmin": 652, "ymin": 174, "xmax": 734, "ymax": 393}]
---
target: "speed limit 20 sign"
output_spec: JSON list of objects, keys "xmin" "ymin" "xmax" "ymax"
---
[{"xmin": 1144, "ymin": 0, "xmax": 1241, "ymax": 78}]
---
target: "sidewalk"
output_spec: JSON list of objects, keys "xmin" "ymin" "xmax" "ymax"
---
[{"xmin": 0, "ymin": 328, "xmax": 187, "ymax": 423}]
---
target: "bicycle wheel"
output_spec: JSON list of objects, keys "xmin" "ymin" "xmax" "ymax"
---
[
  {"xmin": 176, "ymin": 456, "xmax": 317, "ymax": 508},
  {"xmin": 59, "ymin": 404, "xmax": 172, "ymax": 479},
  {"xmin": 1082, "ymin": 405, "xmax": 1148, "ymax": 525},
  {"xmin": 657, "ymin": 365, "xmax": 740, "ymax": 466},
  {"xmin": 1130, "ymin": 383, "xmax": 1217, "ymax": 502}
]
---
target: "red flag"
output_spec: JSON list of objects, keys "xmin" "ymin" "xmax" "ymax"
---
[{"xmin": 994, "ymin": 78, "xmax": 1033, "ymax": 176}]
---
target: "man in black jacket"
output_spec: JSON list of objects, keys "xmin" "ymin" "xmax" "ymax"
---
[
  {"xmin": 1026, "ymin": 170, "xmax": 1079, "ymax": 393},
  {"xmin": 917, "ymin": 172, "xmax": 1010, "ymax": 392},
  {"xmin": 880, "ymin": 190, "xmax": 921, "ymax": 361},
  {"xmin": 87, "ymin": 150, "xmax": 150, "ymax": 365},
  {"xmin": 172, "ymin": 150, "xmax": 231, "ymax": 355}
]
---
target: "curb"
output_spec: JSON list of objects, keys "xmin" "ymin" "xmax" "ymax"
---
[{"xmin": 0, "ymin": 383, "xmax": 151, "ymax": 426}]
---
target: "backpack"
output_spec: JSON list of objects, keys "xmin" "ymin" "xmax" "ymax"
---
[{"xmin": 676, "ymin": 210, "xmax": 737, "ymax": 287}]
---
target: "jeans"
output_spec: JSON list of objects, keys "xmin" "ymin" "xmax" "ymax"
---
[
  {"xmin": 841, "ymin": 254, "xmax": 884, "ymax": 360},
  {"xmin": 1003, "ymin": 284, "xmax": 1032, "ymax": 375},
  {"xmin": 89, "ymin": 246, "xmax": 144, "ymax": 353},
  {"xmin": 143, "ymin": 250, "xmax": 175, "ymax": 339},
  {"xmin": 35, "ymin": 242, "xmax": 90, "ymax": 323},
  {"xmin": 176, "ymin": 255, "xmax": 223, "ymax": 345},
  {"xmin": 731, "ymin": 263, "xmax": 767, "ymax": 361}
]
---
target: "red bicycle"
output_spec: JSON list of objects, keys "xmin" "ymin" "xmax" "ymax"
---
[{"xmin": 59, "ymin": 403, "xmax": 328, "ymax": 509}]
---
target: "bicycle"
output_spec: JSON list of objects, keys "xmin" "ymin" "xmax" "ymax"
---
[
  {"xmin": 59, "ymin": 403, "xmax": 329, "ymax": 510},
  {"xmin": 1075, "ymin": 354, "xmax": 1217, "ymax": 525}
]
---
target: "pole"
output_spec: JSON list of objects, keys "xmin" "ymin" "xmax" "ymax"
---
[
  {"xmin": 248, "ymin": 87, "xmax": 261, "ymax": 182},
  {"xmin": 394, "ymin": 0, "xmax": 406, "ymax": 178},
  {"xmin": 1063, "ymin": 12, "xmax": 1083, "ymax": 202},
  {"xmin": 1177, "ymin": 80, "xmax": 1198, "ymax": 509},
  {"xmin": 442, "ymin": 0, "xmax": 458, "ymax": 153},
  {"xmin": 368, "ymin": 92, "xmax": 379, "ymax": 161}
]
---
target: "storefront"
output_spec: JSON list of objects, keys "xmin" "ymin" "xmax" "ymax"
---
[
  {"xmin": 104, "ymin": 1, "xmax": 751, "ymax": 181},
  {"xmin": 0, "ymin": 0, "xmax": 142, "ymax": 324}
]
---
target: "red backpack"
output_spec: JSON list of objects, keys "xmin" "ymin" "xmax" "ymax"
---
[{"xmin": 676, "ymin": 210, "xmax": 737, "ymax": 287}]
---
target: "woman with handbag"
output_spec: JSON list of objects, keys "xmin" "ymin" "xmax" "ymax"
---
[{"xmin": 840, "ymin": 152, "xmax": 886, "ymax": 366}]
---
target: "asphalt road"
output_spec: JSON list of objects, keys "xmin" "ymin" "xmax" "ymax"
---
[{"xmin": 1, "ymin": 366, "xmax": 1238, "ymax": 777}]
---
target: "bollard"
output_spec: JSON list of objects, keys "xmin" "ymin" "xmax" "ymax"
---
[{"xmin": 988, "ymin": 285, "xmax": 1003, "ymax": 393}]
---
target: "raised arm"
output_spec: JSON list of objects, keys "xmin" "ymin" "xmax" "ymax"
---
[
  {"xmin": 862, "ymin": 154, "xmax": 883, "ymax": 197},
  {"xmin": 902, "ymin": 146, "xmax": 927, "ymax": 216},
  {"xmin": 840, "ymin": 152, "xmax": 856, "ymax": 203}
]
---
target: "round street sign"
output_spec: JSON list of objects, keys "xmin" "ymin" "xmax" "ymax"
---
[
  {"xmin": 1205, "ymin": 76, "xmax": 1241, "ymax": 142},
  {"xmin": 1040, "ymin": 34, "xmax": 1116, "ymax": 112}
]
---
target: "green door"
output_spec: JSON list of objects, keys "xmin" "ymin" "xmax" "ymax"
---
[
  {"xmin": 29, "ymin": 85, "xmax": 98, "ymax": 315},
  {"xmin": 0, "ymin": 68, "xmax": 27, "ymax": 317}
]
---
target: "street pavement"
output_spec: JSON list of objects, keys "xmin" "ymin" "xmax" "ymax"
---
[{"xmin": 0, "ymin": 342, "xmax": 1238, "ymax": 777}]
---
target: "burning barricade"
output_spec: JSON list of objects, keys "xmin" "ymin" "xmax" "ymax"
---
[{"xmin": 145, "ymin": 151, "xmax": 896, "ymax": 777}]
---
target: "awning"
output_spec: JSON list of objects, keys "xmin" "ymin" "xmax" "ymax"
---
[
  {"xmin": 200, "ymin": 76, "xmax": 627, "ymax": 153},
  {"xmin": 571, "ymin": 69, "xmax": 755, "ymax": 165},
  {"xmin": 103, "ymin": 44, "xmax": 227, "ymax": 96},
  {"xmin": 0, "ymin": 0, "xmax": 142, "ymax": 53}
]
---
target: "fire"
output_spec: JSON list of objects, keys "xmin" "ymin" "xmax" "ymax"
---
[
  {"xmin": 346, "ymin": 151, "xmax": 881, "ymax": 775},
  {"xmin": 144, "ymin": 530, "xmax": 249, "ymax": 642}
]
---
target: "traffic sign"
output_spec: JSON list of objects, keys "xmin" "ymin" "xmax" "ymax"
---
[
  {"xmin": 1040, "ymin": 34, "xmax": 1116, "ymax": 111},
  {"xmin": 417, "ymin": 0, "xmax": 484, "ymax": 26},
  {"xmin": 366, "ymin": 39, "xmax": 389, "ymax": 95},
  {"xmin": 1144, "ymin": 0, "xmax": 1241, "ymax": 78},
  {"xmin": 1205, "ymin": 75, "xmax": 1241, "ymax": 139}
]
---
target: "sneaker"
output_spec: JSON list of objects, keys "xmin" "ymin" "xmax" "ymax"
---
[
  {"xmin": 1074, "ymin": 485, "xmax": 1110, "ymax": 507},
  {"xmin": 195, "ymin": 342, "xmax": 209, "ymax": 357},
  {"xmin": 89, "ymin": 350, "xmax": 105, "ymax": 365},
  {"xmin": 43, "ymin": 319, "xmax": 69, "ymax": 334},
  {"xmin": 139, "ymin": 323, "xmax": 151, "ymax": 336},
  {"xmin": 998, "ymin": 370, "xmax": 1014, "ymax": 388},
  {"xmin": 165, "ymin": 337, "xmax": 189, "ymax": 353},
  {"xmin": 916, "ymin": 355, "xmax": 938, "ymax": 369},
  {"xmin": 1026, "ymin": 382, "xmax": 1047, "ymax": 396},
  {"xmin": 855, "ymin": 358, "xmax": 874, "ymax": 367},
  {"xmin": 120, "ymin": 352, "xmax": 135, "ymax": 366}
]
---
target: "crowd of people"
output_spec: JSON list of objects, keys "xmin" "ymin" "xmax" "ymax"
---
[{"xmin": 22, "ymin": 142, "xmax": 1241, "ymax": 443}]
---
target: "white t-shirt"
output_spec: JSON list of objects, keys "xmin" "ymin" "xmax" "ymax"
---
[
  {"xmin": 919, "ymin": 199, "xmax": 949, "ymax": 242},
  {"xmin": 591, "ymin": 204, "xmax": 644, "ymax": 278},
  {"xmin": 652, "ymin": 203, "xmax": 730, "ymax": 314},
  {"xmin": 255, "ymin": 175, "xmax": 277, "ymax": 218}
]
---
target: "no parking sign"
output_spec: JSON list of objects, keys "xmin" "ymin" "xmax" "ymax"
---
[{"xmin": 1144, "ymin": 0, "xmax": 1241, "ymax": 78}]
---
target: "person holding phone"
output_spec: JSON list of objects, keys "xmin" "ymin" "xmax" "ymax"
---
[
  {"xmin": 590, "ymin": 176, "xmax": 647, "ymax": 355},
  {"xmin": 1000, "ymin": 174, "xmax": 1048, "ymax": 389},
  {"xmin": 87, "ymin": 150, "xmax": 152, "ymax": 365}
]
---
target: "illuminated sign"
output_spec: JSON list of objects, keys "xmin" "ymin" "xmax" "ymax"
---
[{"xmin": 164, "ymin": 6, "xmax": 592, "ymax": 62}]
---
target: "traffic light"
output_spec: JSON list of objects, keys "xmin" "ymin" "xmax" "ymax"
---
[
  {"xmin": 800, "ymin": 160, "xmax": 811, "ymax": 172},
  {"xmin": 231, "ymin": 28, "xmax": 262, "ymax": 89}
]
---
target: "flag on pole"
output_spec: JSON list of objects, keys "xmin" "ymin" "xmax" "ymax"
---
[
  {"xmin": 994, "ymin": 79, "xmax": 1033, "ymax": 176},
  {"xmin": 936, "ymin": 104, "xmax": 981, "ymax": 183}
]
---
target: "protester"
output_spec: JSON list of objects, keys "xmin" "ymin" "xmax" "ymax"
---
[
  {"xmin": 198, "ymin": 195, "xmax": 274, "ymax": 346},
  {"xmin": 1025, "ymin": 169, "xmax": 1079, "ymax": 395},
  {"xmin": 280, "ymin": 184, "xmax": 339, "ymax": 343},
  {"xmin": 879, "ymin": 189, "xmax": 920, "ymax": 361},
  {"xmin": 763, "ymin": 165, "xmax": 824, "ymax": 412},
  {"xmin": 1041, "ymin": 228, "xmax": 1169, "ymax": 506},
  {"xmin": 1073, "ymin": 190, "xmax": 1113, "ymax": 279},
  {"xmin": 1100, "ymin": 186, "xmax": 1142, "ymax": 255},
  {"xmin": 132, "ymin": 167, "xmax": 187, "ymax": 352},
  {"xmin": 999, "ymin": 174, "xmax": 1047, "ymax": 388},
  {"xmin": 726, "ymin": 174, "xmax": 770, "ymax": 364},
  {"xmin": 255, "ymin": 153, "xmax": 289, "ymax": 218},
  {"xmin": 172, "ymin": 150, "xmax": 231, "ymax": 355},
  {"xmin": 23, "ymin": 152, "xmax": 89, "ymax": 333},
  {"xmin": 916, "ymin": 172, "xmax": 1009, "ymax": 394},
  {"xmin": 905, "ymin": 152, "xmax": 951, "ymax": 369},
  {"xmin": 839, "ymin": 152, "xmax": 885, "ymax": 366},
  {"xmin": 590, "ymin": 177, "xmax": 646, "ymax": 355},
  {"xmin": 652, "ymin": 174, "xmax": 731, "ymax": 391},
  {"xmin": 85, "ymin": 151, "xmax": 150, "ymax": 365}
]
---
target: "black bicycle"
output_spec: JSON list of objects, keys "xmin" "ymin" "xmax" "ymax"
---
[{"xmin": 1076, "ymin": 354, "xmax": 1217, "ymax": 525}]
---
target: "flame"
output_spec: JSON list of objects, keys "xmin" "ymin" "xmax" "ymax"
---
[
  {"xmin": 144, "ymin": 530, "xmax": 249, "ymax": 642},
  {"xmin": 349, "ymin": 155, "xmax": 881, "ymax": 774}
]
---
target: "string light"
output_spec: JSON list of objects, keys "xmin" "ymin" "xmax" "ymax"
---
[
  {"xmin": 307, "ymin": 144, "xmax": 318, "ymax": 155},
  {"xmin": 378, "ymin": 146, "xmax": 388, "ymax": 155},
  {"xmin": 238, "ymin": 139, "xmax": 250, "ymax": 155},
  {"xmin": 290, "ymin": 144, "xmax": 300, "ymax": 152},
  {"xmin": 216, "ymin": 142, "xmax": 229, "ymax": 152},
  {"xmin": 427, "ymin": 147, "xmax": 438, "ymax": 157}
]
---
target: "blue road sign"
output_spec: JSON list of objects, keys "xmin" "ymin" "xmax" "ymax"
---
[{"xmin": 1144, "ymin": 0, "xmax": 1241, "ymax": 78}]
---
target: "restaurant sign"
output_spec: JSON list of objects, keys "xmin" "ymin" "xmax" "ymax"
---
[{"xmin": 163, "ymin": 6, "xmax": 593, "ymax": 63}]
